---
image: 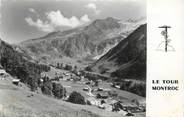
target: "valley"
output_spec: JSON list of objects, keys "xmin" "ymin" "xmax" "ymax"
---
[{"xmin": 0, "ymin": 17, "xmax": 146, "ymax": 117}]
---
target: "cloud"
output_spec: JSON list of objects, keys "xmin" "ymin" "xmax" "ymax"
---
[
  {"xmin": 28, "ymin": 8, "xmax": 39, "ymax": 18},
  {"xmin": 25, "ymin": 10, "xmax": 91, "ymax": 32},
  {"xmin": 85, "ymin": 3, "xmax": 101, "ymax": 15},
  {"xmin": 46, "ymin": 10, "xmax": 79, "ymax": 28},
  {"xmin": 29, "ymin": 8, "xmax": 37, "ymax": 13},
  {"xmin": 46, "ymin": 10, "xmax": 90, "ymax": 28},
  {"xmin": 86, "ymin": 3, "xmax": 97, "ymax": 9},
  {"xmin": 25, "ymin": 17, "xmax": 54, "ymax": 32},
  {"xmin": 80, "ymin": 14, "xmax": 90, "ymax": 22}
]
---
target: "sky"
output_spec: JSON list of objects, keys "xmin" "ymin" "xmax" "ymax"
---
[{"xmin": 0, "ymin": 0, "xmax": 146, "ymax": 44}]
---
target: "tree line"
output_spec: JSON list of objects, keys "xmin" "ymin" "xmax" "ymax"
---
[{"xmin": 0, "ymin": 40, "xmax": 50, "ymax": 91}]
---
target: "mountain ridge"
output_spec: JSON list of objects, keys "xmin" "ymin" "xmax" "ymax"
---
[
  {"xmin": 89, "ymin": 24, "xmax": 146, "ymax": 80},
  {"xmin": 19, "ymin": 17, "xmax": 145, "ymax": 65}
]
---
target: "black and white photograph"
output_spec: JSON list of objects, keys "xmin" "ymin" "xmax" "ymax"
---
[{"xmin": 0, "ymin": 0, "xmax": 147, "ymax": 117}]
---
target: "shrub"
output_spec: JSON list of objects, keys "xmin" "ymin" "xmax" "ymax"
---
[
  {"xmin": 86, "ymin": 100, "xmax": 91, "ymax": 105},
  {"xmin": 96, "ymin": 93, "xmax": 101, "ymax": 99},
  {"xmin": 64, "ymin": 64, "xmax": 73, "ymax": 71},
  {"xmin": 56, "ymin": 63, "xmax": 63, "ymax": 69},
  {"xmin": 28, "ymin": 76, "xmax": 38, "ymax": 91},
  {"xmin": 85, "ymin": 66, "xmax": 92, "ymax": 72},
  {"xmin": 41, "ymin": 80, "xmax": 53, "ymax": 96},
  {"xmin": 68, "ymin": 91, "xmax": 86, "ymax": 105},
  {"xmin": 52, "ymin": 82, "xmax": 66, "ymax": 99}
]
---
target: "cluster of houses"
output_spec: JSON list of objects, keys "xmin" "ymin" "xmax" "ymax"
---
[
  {"xmin": 81, "ymin": 84, "xmax": 145, "ymax": 116},
  {"xmin": 39, "ymin": 66, "xmax": 146, "ymax": 116},
  {"xmin": 86, "ymin": 95, "xmax": 145, "ymax": 116}
]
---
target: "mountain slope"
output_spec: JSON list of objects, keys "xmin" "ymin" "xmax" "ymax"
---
[
  {"xmin": 0, "ymin": 39, "xmax": 50, "ymax": 90},
  {"xmin": 89, "ymin": 24, "xmax": 146, "ymax": 80},
  {"xmin": 19, "ymin": 17, "xmax": 145, "ymax": 64},
  {"xmin": 0, "ymin": 73, "xmax": 145, "ymax": 117}
]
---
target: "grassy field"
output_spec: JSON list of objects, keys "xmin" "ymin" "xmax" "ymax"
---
[{"xmin": 57, "ymin": 79, "xmax": 144, "ymax": 101}]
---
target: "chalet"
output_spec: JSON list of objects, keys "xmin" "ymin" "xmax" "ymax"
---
[
  {"xmin": 97, "ymin": 87, "xmax": 103, "ymax": 91},
  {"xmin": 0, "ymin": 65, "xmax": 6, "ymax": 75},
  {"xmin": 40, "ymin": 78, "xmax": 44, "ymax": 82},
  {"xmin": 103, "ymin": 88, "xmax": 111, "ymax": 91},
  {"xmin": 103, "ymin": 103, "xmax": 113, "ymax": 111},
  {"xmin": 112, "ymin": 82, "xmax": 121, "ymax": 89},
  {"xmin": 115, "ymin": 85, "xmax": 121, "ymax": 89},
  {"xmin": 12, "ymin": 79, "xmax": 20, "ymax": 85},
  {"xmin": 118, "ymin": 110, "xmax": 128, "ymax": 116},
  {"xmin": 67, "ymin": 78, "xmax": 73, "ymax": 81},
  {"xmin": 80, "ymin": 76, "xmax": 85, "ymax": 82},
  {"xmin": 112, "ymin": 101, "xmax": 123, "ymax": 112},
  {"xmin": 98, "ymin": 104, "xmax": 105, "ymax": 109},
  {"xmin": 0, "ymin": 69, "xmax": 6, "ymax": 76},
  {"xmin": 87, "ymin": 97, "xmax": 101, "ymax": 106},
  {"xmin": 64, "ymin": 73, "xmax": 70, "ymax": 76},
  {"xmin": 72, "ymin": 76, "xmax": 81, "ymax": 81},
  {"xmin": 138, "ymin": 99, "xmax": 146, "ymax": 107},
  {"xmin": 85, "ymin": 81, "xmax": 91, "ymax": 85},
  {"xmin": 0, "ymin": 68, "xmax": 8, "ymax": 80},
  {"xmin": 83, "ymin": 87, "xmax": 89, "ymax": 91},
  {"xmin": 125, "ymin": 112, "xmax": 134, "ymax": 116},
  {"xmin": 97, "ymin": 79, "xmax": 102, "ymax": 84},
  {"xmin": 101, "ymin": 94, "xmax": 108, "ymax": 99},
  {"xmin": 96, "ymin": 93, "xmax": 108, "ymax": 99},
  {"xmin": 121, "ymin": 103, "xmax": 140, "ymax": 113}
]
